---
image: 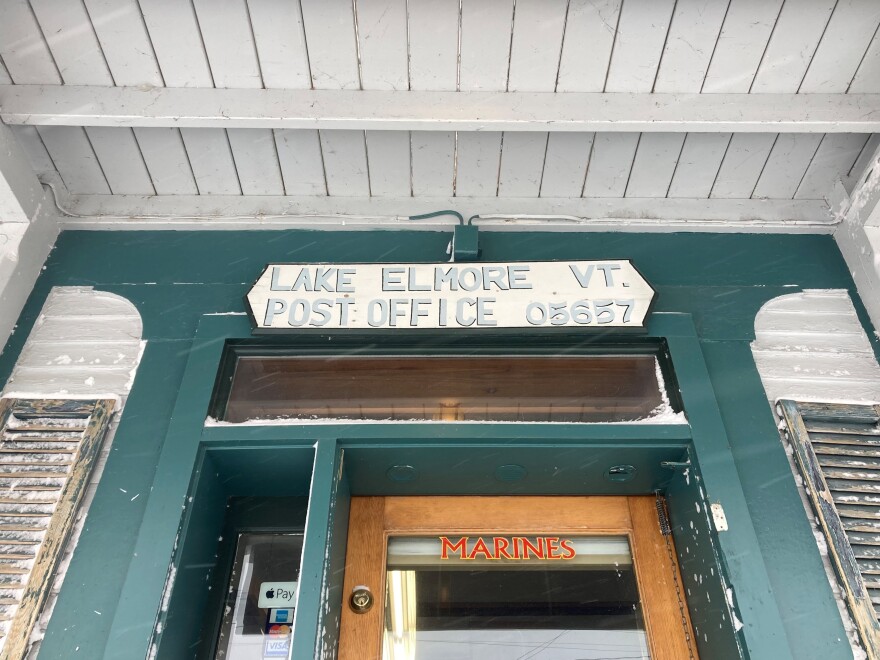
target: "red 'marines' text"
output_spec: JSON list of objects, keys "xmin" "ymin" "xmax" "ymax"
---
[{"xmin": 439, "ymin": 536, "xmax": 576, "ymax": 560}]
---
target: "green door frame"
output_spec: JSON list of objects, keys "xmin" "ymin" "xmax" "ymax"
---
[{"xmin": 102, "ymin": 311, "xmax": 790, "ymax": 659}]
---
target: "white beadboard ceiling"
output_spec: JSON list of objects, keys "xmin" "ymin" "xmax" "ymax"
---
[{"xmin": 0, "ymin": 0, "xmax": 878, "ymax": 228}]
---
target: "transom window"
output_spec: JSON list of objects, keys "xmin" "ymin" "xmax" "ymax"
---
[{"xmin": 215, "ymin": 353, "xmax": 678, "ymax": 424}]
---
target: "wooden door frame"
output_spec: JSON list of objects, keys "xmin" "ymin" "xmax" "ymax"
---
[{"xmin": 338, "ymin": 496, "xmax": 695, "ymax": 659}]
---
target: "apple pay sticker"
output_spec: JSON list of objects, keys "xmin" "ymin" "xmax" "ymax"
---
[{"xmin": 258, "ymin": 581, "xmax": 298, "ymax": 609}]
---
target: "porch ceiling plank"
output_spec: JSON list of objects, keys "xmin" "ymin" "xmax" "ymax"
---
[
  {"xmin": 364, "ymin": 130, "xmax": 411, "ymax": 198},
  {"xmin": 177, "ymin": 128, "xmax": 241, "ymax": 195},
  {"xmin": 701, "ymin": 0, "xmax": 784, "ymax": 93},
  {"xmin": 246, "ymin": 0, "xmax": 311, "ymax": 90},
  {"xmin": 539, "ymin": 132, "xmax": 594, "ymax": 198},
  {"xmin": 191, "ymin": 0, "xmax": 263, "ymax": 90},
  {"xmin": 0, "ymin": 0, "xmax": 62, "ymax": 85},
  {"xmin": 28, "ymin": 0, "xmax": 114, "ymax": 86},
  {"xmin": 749, "ymin": 0, "xmax": 837, "ymax": 94},
  {"xmin": 410, "ymin": 131, "xmax": 455, "ymax": 197},
  {"xmin": 652, "ymin": 0, "xmax": 729, "ymax": 93},
  {"xmin": 667, "ymin": 133, "xmax": 732, "ymax": 199},
  {"xmin": 497, "ymin": 132, "xmax": 548, "ymax": 198},
  {"xmin": 274, "ymin": 129, "xmax": 327, "ymax": 197},
  {"xmin": 604, "ymin": 0, "xmax": 675, "ymax": 93},
  {"xmin": 849, "ymin": 31, "xmax": 880, "ymax": 93},
  {"xmin": 555, "ymin": 0, "xmax": 621, "ymax": 93},
  {"xmin": 799, "ymin": 0, "xmax": 880, "ymax": 93},
  {"xmin": 751, "ymin": 133, "xmax": 825, "ymax": 200},
  {"xmin": 319, "ymin": 130, "xmax": 370, "ymax": 197},
  {"xmin": 624, "ymin": 133, "xmax": 687, "ymax": 199},
  {"xmin": 2, "ymin": 86, "xmax": 877, "ymax": 133},
  {"xmin": 459, "ymin": 0, "xmax": 514, "ymax": 92},
  {"xmin": 709, "ymin": 133, "xmax": 778, "ymax": 200},
  {"xmin": 506, "ymin": 0, "xmax": 568, "ymax": 93},
  {"xmin": 225, "ymin": 128, "xmax": 285, "ymax": 196},
  {"xmin": 82, "ymin": 0, "xmax": 164, "ymax": 88},
  {"xmin": 137, "ymin": 0, "xmax": 213, "ymax": 87},
  {"xmin": 298, "ymin": 0, "xmax": 361, "ymax": 90},
  {"xmin": 582, "ymin": 133, "xmax": 641, "ymax": 198},
  {"xmin": 56, "ymin": 194, "xmax": 835, "ymax": 232},
  {"xmin": 454, "ymin": 132, "xmax": 504, "ymax": 198},
  {"xmin": 355, "ymin": 0, "xmax": 409, "ymax": 92},
  {"xmin": 795, "ymin": 134, "xmax": 870, "ymax": 200}
]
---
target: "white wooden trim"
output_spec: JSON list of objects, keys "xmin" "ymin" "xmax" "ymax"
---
[
  {"xmin": 0, "ymin": 201, "xmax": 60, "ymax": 351},
  {"xmin": 834, "ymin": 139, "xmax": 880, "ymax": 333},
  {"xmin": 1, "ymin": 86, "xmax": 878, "ymax": 133},
  {"xmin": 55, "ymin": 193, "xmax": 834, "ymax": 233},
  {"xmin": 0, "ymin": 124, "xmax": 45, "ymax": 224}
]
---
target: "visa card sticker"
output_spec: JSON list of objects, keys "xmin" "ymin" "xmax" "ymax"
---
[{"xmin": 263, "ymin": 634, "xmax": 291, "ymax": 658}]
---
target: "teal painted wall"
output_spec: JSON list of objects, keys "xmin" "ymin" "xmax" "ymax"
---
[{"xmin": 0, "ymin": 230, "xmax": 873, "ymax": 659}]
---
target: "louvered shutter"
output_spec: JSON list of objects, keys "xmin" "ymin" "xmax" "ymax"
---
[
  {"xmin": 779, "ymin": 399, "xmax": 880, "ymax": 658},
  {"xmin": 0, "ymin": 398, "xmax": 115, "ymax": 660}
]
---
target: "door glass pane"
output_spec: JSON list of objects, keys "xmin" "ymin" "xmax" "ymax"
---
[
  {"xmin": 383, "ymin": 535, "xmax": 650, "ymax": 660},
  {"xmin": 215, "ymin": 533, "xmax": 303, "ymax": 659},
  {"xmin": 222, "ymin": 355, "xmax": 673, "ymax": 423}
]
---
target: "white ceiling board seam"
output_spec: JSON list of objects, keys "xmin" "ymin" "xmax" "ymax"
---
[
  {"xmin": 315, "ymin": 129, "xmax": 330, "ymax": 196},
  {"xmin": 5, "ymin": 86, "xmax": 879, "ymax": 132},
  {"xmin": 706, "ymin": 133, "xmax": 736, "ymax": 199},
  {"xmin": 620, "ymin": 132, "xmax": 642, "ymax": 198},
  {"xmin": 78, "ymin": 0, "xmax": 118, "ymax": 87},
  {"xmin": 362, "ymin": 130, "xmax": 373, "ymax": 197},
  {"xmin": 698, "ymin": 0, "xmax": 732, "ymax": 94},
  {"xmin": 23, "ymin": 0, "xmax": 64, "ymax": 84},
  {"xmin": 535, "ymin": 133, "xmax": 552, "ymax": 198},
  {"xmin": 270, "ymin": 130, "xmax": 288, "ymax": 196},
  {"xmin": 599, "ymin": 0, "xmax": 623, "ymax": 93},
  {"xmin": 792, "ymin": 135, "xmax": 830, "ymax": 200},
  {"xmin": 748, "ymin": 133, "xmax": 781, "ymax": 199},
  {"xmin": 745, "ymin": 0, "xmax": 787, "ymax": 94},
  {"xmin": 190, "ymin": 0, "xmax": 217, "ymax": 87},
  {"xmin": 847, "ymin": 21, "xmax": 880, "ymax": 94},
  {"xmin": 552, "ymin": 0, "xmax": 573, "ymax": 93},
  {"xmin": 224, "ymin": 129, "xmax": 244, "ymax": 196},
  {"xmin": 243, "ymin": 1, "xmax": 267, "ymax": 90},
  {"xmin": 81, "ymin": 129, "xmax": 112, "ymax": 195},
  {"xmin": 134, "ymin": 0, "xmax": 166, "ymax": 87},
  {"xmin": 579, "ymin": 135, "xmax": 597, "ymax": 199},
  {"xmin": 663, "ymin": 133, "xmax": 689, "ymax": 199},
  {"xmin": 792, "ymin": 0, "xmax": 838, "ymax": 95},
  {"xmin": 649, "ymin": 0, "xmax": 677, "ymax": 94}
]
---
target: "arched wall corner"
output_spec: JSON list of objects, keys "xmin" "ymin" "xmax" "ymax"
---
[
  {"xmin": 752, "ymin": 289, "xmax": 880, "ymax": 407},
  {"xmin": 1, "ymin": 286, "xmax": 144, "ymax": 403}
]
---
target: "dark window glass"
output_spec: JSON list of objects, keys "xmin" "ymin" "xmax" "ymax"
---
[
  {"xmin": 215, "ymin": 533, "xmax": 303, "ymax": 659},
  {"xmin": 222, "ymin": 355, "xmax": 669, "ymax": 423},
  {"xmin": 383, "ymin": 536, "xmax": 650, "ymax": 659}
]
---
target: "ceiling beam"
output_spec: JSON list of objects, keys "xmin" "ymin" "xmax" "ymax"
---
[
  {"xmin": 56, "ymin": 194, "xmax": 834, "ymax": 233},
  {"xmin": 1, "ymin": 85, "xmax": 878, "ymax": 133}
]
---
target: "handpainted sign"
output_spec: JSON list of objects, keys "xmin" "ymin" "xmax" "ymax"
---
[
  {"xmin": 439, "ymin": 536, "xmax": 577, "ymax": 561},
  {"xmin": 247, "ymin": 261, "xmax": 655, "ymax": 331}
]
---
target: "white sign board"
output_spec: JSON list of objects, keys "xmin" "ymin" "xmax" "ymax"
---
[
  {"xmin": 258, "ymin": 581, "xmax": 298, "ymax": 608},
  {"xmin": 247, "ymin": 261, "xmax": 655, "ymax": 331}
]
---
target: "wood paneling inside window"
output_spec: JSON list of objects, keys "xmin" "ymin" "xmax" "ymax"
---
[{"xmin": 223, "ymin": 355, "xmax": 665, "ymax": 423}]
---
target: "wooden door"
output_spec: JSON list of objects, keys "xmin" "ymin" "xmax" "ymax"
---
[{"xmin": 338, "ymin": 496, "xmax": 697, "ymax": 659}]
